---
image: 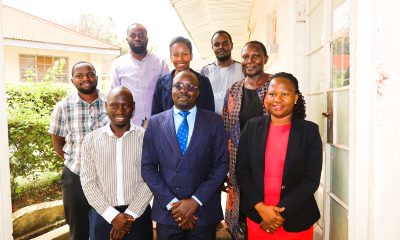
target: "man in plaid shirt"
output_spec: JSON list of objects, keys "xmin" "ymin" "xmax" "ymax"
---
[{"xmin": 49, "ymin": 61, "xmax": 108, "ymax": 239}]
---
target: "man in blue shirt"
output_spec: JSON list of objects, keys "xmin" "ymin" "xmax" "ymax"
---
[{"xmin": 142, "ymin": 70, "xmax": 228, "ymax": 240}]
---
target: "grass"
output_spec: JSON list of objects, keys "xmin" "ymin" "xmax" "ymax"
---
[{"xmin": 12, "ymin": 171, "xmax": 62, "ymax": 212}]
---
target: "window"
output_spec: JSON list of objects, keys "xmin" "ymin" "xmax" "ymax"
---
[
  {"xmin": 19, "ymin": 55, "xmax": 69, "ymax": 82},
  {"xmin": 307, "ymin": 1, "xmax": 350, "ymax": 239}
]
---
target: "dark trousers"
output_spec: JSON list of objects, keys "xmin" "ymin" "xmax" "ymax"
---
[
  {"xmin": 89, "ymin": 205, "xmax": 153, "ymax": 240},
  {"xmin": 61, "ymin": 166, "xmax": 90, "ymax": 240},
  {"xmin": 156, "ymin": 223, "xmax": 217, "ymax": 240}
]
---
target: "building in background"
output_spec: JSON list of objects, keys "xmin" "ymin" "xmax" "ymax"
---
[
  {"xmin": 172, "ymin": 0, "xmax": 400, "ymax": 239},
  {"xmin": 1, "ymin": 0, "xmax": 400, "ymax": 239},
  {"xmin": 2, "ymin": 5, "xmax": 120, "ymax": 83}
]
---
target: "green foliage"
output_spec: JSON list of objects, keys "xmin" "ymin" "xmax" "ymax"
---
[
  {"xmin": 23, "ymin": 68, "xmax": 36, "ymax": 82},
  {"xmin": 45, "ymin": 58, "xmax": 66, "ymax": 82},
  {"xmin": 7, "ymin": 82, "xmax": 69, "ymax": 193},
  {"xmin": 69, "ymin": 13, "xmax": 119, "ymax": 45},
  {"xmin": 12, "ymin": 172, "xmax": 61, "ymax": 200},
  {"xmin": 68, "ymin": 13, "xmax": 125, "ymax": 53}
]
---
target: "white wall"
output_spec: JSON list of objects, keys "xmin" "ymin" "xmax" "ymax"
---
[
  {"xmin": 0, "ymin": 1, "xmax": 14, "ymax": 239},
  {"xmin": 249, "ymin": 0, "xmax": 400, "ymax": 239},
  {"xmin": 248, "ymin": 0, "xmax": 306, "ymax": 87},
  {"xmin": 351, "ymin": 0, "xmax": 400, "ymax": 239},
  {"xmin": 3, "ymin": 45, "xmax": 116, "ymax": 83}
]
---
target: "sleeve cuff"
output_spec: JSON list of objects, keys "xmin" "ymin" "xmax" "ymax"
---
[
  {"xmin": 166, "ymin": 197, "xmax": 179, "ymax": 210},
  {"xmin": 124, "ymin": 209, "xmax": 139, "ymax": 219},
  {"xmin": 102, "ymin": 207, "xmax": 120, "ymax": 224},
  {"xmin": 192, "ymin": 195, "xmax": 203, "ymax": 206}
]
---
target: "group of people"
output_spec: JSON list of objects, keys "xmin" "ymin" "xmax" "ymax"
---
[{"xmin": 49, "ymin": 23, "xmax": 323, "ymax": 240}]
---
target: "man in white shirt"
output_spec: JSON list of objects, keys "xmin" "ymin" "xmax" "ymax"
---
[
  {"xmin": 200, "ymin": 30, "xmax": 244, "ymax": 114},
  {"xmin": 81, "ymin": 86, "xmax": 153, "ymax": 240},
  {"xmin": 110, "ymin": 23, "xmax": 169, "ymax": 126}
]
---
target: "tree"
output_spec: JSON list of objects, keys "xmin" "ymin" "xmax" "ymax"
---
[
  {"xmin": 68, "ymin": 13, "xmax": 124, "ymax": 51},
  {"xmin": 68, "ymin": 13, "xmax": 161, "ymax": 55},
  {"xmin": 45, "ymin": 58, "xmax": 66, "ymax": 82}
]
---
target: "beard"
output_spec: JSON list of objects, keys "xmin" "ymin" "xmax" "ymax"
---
[
  {"xmin": 216, "ymin": 53, "xmax": 231, "ymax": 62},
  {"xmin": 77, "ymin": 85, "xmax": 97, "ymax": 94},
  {"xmin": 129, "ymin": 42, "xmax": 147, "ymax": 54}
]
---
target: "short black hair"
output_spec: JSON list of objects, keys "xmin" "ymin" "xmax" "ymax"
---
[
  {"xmin": 211, "ymin": 30, "xmax": 233, "ymax": 45},
  {"xmin": 126, "ymin": 23, "xmax": 147, "ymax": 35},
  {"xmin": 244, "ymin": 40, "xmax": 268, "ymax": 57},
  {"xmin": 269, "ymin": 72, "xmax": 306, "ymax": 119},
  {"xmin": 169, "ymin": 36, "xmax": 193, "ymax": 55},
  {"xmin": 71, "ymin": 61, "xmax": 96, "ymax": 76}
]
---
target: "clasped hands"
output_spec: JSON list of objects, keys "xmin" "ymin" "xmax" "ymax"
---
[
  {"xmin": 255, "ymin": 202, "xmax": 285, "ymax": 234},
  {"xmin": 110, "ymin": 213, "xmax": 134, "ymax": 240},
  {"xmin": 171, "ymin": 198, "xmax": 199, "ymax": 230}
]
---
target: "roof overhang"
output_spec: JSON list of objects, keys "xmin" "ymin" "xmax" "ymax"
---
[
  {"xmin": 4, "ymin": 39, "xmax": 120, "ymax": 56},
  {"xmin": 170, "ymin": 0, "xmax": 253, "ymax": 63}
]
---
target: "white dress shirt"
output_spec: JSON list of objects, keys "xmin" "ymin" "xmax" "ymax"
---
[{"xmin": 81, "ymin": 124, "xmax": 153, "ymax": 224}]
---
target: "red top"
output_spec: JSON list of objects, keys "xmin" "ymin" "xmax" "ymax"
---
[{"xmin": 247, "ymin": 123, "xmax": 313, "ymax": 240}]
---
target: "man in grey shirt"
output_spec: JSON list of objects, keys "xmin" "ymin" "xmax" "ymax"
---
[{"xmin": 200, "ymin": 30, "xmax": 244, "ymax": 114}]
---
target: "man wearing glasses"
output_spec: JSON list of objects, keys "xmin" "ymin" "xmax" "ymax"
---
[
  {"xmin": 142, "ymin": 70, "xmax": 228, "ymax": 240},
  {"xmin": 49, "ymin": 61, "xmax": 108, "ymax": 239}
]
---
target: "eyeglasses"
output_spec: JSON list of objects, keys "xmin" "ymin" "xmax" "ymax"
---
[
  {"xmin": 173, "ymin": 83, "xmax": 199, "ymax": 92},
  {"xmin": 73, "ymin": 72, "xmax": 96, "ymax": 79}
]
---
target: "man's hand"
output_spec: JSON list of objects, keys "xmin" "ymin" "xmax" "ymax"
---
[
  {"xmin": 111, "ymin": 213, "xmax": 135, "ymax": 234},
  {"xmin": 110, "ymin": 226, "xmax": 127, "ymax": 240},
  {"xmin": 179, "ymin": 215, "xmax": 198, "ymax": 230},
  {"xmin": 254, "ymin": 202, "xmax": 285, "ymax": 233},
  {"xmin": 51, "ymin": 134, "xmax": 65, "ymax": 160},
  {"xmin": 171, "ymin": 199, "xmax": 199, "ymax": 228}
]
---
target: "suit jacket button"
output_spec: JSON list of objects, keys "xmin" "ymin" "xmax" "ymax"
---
[
  {"xmin": 281, "ymin": 185, "xmax": 285, "ymax": 189},
  {"xmin": 176, "ymin": 187, "xmax": 180, "ymax": 190}
]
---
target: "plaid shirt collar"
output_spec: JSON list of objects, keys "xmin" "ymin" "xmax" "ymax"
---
[{"xmin": 71, "ymin": 90, "xmax": 106, "ymax": 104}]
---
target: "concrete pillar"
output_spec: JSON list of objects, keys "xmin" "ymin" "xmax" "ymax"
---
[
  {"xmin": 0, "ymin": 1, "xmax": 14, "ymax": 239},
  {"xmin": 350, "ymin": 0, "xmax": 400, "ymax": 239}
]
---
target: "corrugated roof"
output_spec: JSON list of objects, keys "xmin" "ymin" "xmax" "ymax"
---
[
  {"xmin": 170, "ymin": 0, "xmax": 253, "ymax": 62},
  {"xmin": 2, "ymin": 5, "xmax": 120, "ymax": 50}
]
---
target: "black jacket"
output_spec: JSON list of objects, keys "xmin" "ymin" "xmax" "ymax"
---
[{"xmin": 236, "ymin": 115, "xmax": 322, "ymax": 232}]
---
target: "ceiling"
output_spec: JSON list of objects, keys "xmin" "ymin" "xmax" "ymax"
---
[{"xmin": 170, "ymin": 0, "xmax": 254, "ymax": 63}]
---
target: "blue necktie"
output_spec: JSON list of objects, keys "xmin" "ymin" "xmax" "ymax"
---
[{"xmin": 177, "ymin": 111, "xmax": 190, "ymax": 154}]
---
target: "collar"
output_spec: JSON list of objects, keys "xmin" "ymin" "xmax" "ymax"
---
[
  {"xmin": 173, "ymin": 106, "xmax": 197, "ymax": 116},
  {"xmin": 130, "ymin": 51, "xmax": 149, "ymax": 62},
  {"xmin": 214, "ymin": 59, "xmax": 235, "ymax": 68},
  {"xmin": 72, "ymin": 90, "xmax": 105, "ymax": 104},
  {"xmin": 103, "ymin": 123, "xmax": 136, "ymax": 138}
]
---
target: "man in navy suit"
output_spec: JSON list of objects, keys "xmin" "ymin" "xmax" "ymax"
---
[{"xmin": 141, "ymin": 70, "xmax": 228, "ymax": 240}]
